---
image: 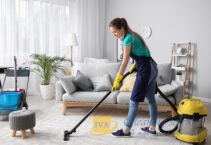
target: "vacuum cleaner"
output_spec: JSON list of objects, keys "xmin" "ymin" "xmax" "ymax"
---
[
  {"xmin": 159, "ymin": 95, "xmax": 208, "ymax": 144},
  {"xmin": 175, "ymin": 98, "xmax": 207, "ymax": 144}
]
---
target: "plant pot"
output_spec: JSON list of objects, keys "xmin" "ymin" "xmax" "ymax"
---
[
  {"xmin": 176, "ymin": 75, "xmax": 182, "ymax": 81},
  {"xmin": 40, "ymin": 84, "xmax": 55, "ymax": 100}
]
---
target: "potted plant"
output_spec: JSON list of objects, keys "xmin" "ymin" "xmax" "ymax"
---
[
  {"xmin": 176, "ymin": 70, "xmax": 183, "ymax": 81},
  {"xmin": 30, "ymin": 54, "xmax": 70, "ymax": 99}
]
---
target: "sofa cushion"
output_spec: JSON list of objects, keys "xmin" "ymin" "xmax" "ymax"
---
[
  {"xmin": 90, "ymin": 74, "xmax": 112, "ymax": 92},
  {"xmin": 116, "ymin": 92, "xmax": 131, "ymax": 104},
  {"xmin": 157, "ymin": 63, "xmax": 172, "ymax": 86},
  {"xmin": 157, "ymin": 84, "xmax": 178, "ymax": 97},
  {"xmin": 116, "ymin": 92, "xmax": 176, "ymax": 105},
  {"xmin": 62, "ymin": 91, "xmax": 119, "ymax": 104},
  {"xmin": 60, "ymin": 76, "xmax": 77, "ymax": 95},
  {"xmin": 72, "ymin": 62, "xmax": 121, "ymax": 83},
  {"xmin": 73, "ymin": 70, "xmax": 93, "ymax": 91},
  {"xmin": 154, "ymin": 95, "xmax": 176, "ymax": 105}
]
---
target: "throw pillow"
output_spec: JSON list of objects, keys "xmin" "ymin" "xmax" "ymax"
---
[
  {"xmin": 60, "ymin": 76, "xmax": 77, "ymax": 95},
  {"xmin": 72, "ymin": 62, "xmax": 121, "ymax": 83},
  {"xmin": 119, "ymin": 75, "xmax": 136, "ymax": 92},
  {"xmin": 90, "ymin": 74, "xmax": 112, "ymax": 92},
  {"xmin": 157, "ymin": 63, "xmax": 172, "ymax": 86},
  {"xmin": 83, "ymin": 57, "xmax": 111, "ymax": 64},
  {"xmin": 73, "ymin": 70, "xmax": 93, "ymax": 91}
]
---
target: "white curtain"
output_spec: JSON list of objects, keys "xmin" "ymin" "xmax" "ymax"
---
[
  {"xmin": 75, "ymin": 0, "xmax": 105, "ymax": 62},
  {"xmin": 0, "ymin": 0, "xmax": 106, "ymax": 95},
  {"xmin": 0, "ymin": 0, "xmax": 76, "ymax": 66}
]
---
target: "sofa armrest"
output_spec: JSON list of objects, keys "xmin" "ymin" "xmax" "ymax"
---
[
  {"xmin": 171, "ymin": 80, "xmax": 184, "ymax": 105},
  {"xmin": 55, "ymin": 81, "xmax": 65, "ymax": 101}
]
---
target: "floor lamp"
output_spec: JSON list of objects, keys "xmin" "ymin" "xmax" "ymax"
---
[{"xmin": 65, "ymin": 33, "xmax": 78, "ymax": 76}]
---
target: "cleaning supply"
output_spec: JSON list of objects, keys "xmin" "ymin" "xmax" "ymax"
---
[
  {"xmin": 174, "ymin": 98, "xmax": 207, "ymax": 144},
  {"xmin": 0, "ymin": 56, "xmax": 28, "ymax": 121},
  {"xmin": 159, "ymin": 98, "xmax": 208, "ymax": 144}
]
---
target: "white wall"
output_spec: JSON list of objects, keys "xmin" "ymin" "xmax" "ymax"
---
[{"xmin": 104, "ymin": 0, "xmax": 211, "ymax": 99}]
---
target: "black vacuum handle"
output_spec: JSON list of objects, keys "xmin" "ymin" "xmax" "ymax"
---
[{"xmin": 157, "ymin": 87, "xmax": 177, "ymax": 112}]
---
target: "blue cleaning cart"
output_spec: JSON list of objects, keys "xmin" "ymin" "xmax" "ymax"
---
[{"xmin": 0, "ymin": 56, "xmax": 28, "ymax": 121}]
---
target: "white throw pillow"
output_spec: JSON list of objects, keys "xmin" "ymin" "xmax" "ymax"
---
[
  {"xmin": 90, "ymin": 74, "xmax": 112, "ymax": 92},
  {"xmin": 60, "ymin": 76, "xmax": 77, "ymax": 95}
]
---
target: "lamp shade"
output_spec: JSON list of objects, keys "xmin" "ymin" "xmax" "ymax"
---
[{"xmin": 65, "ymin": 33, "xmax": 78, "ymax": 46}]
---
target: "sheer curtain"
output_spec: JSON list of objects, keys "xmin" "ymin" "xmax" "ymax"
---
[
  {"xmin": 0, "ymin": 0, "xmax": 105, "ymax": 95},
  {"xmin": 0, "ymin": 0, "xmax": 76, "ymax": 66},
  {"xmin": 74, "ymin": 0, "xmax": 105, "ymax": 62}
]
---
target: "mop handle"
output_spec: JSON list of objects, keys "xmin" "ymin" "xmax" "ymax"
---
[{"xmin": 14, "ymin": 56, "xmax": 17, "ymax": 91}]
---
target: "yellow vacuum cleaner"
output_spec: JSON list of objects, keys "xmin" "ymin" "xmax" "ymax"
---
[
  {"xmin": 175, "ymin": 98, "xmax": 207, "ymax": 144},
  {"xmin": 158, "ymin": 92, "xmax": 208, "ymax": 144}
]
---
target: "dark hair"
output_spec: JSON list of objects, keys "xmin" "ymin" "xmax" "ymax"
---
[{"xmin": 109, "ymin": 18, "xmax": 147, "ymax": 48}]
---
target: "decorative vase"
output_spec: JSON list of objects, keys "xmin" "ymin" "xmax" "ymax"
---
[
  {"xmin": 176, "ymin": 75, "xmax": 182, "ymax": 81},
  {"xmin": 40, "ymin": 84, "xmax": 55, "ymax": 99}
]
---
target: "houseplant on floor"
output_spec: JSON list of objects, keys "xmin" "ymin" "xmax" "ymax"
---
[{"xmin": 30, "ymin": 54, "xmax": 70, "ymax": 99}]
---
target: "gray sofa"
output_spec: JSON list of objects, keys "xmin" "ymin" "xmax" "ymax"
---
[{"xmin": 56, "ymin": 59, "xmax": 183, "ymax": 116}]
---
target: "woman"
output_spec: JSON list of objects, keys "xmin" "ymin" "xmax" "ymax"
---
[{"xmin": 110, "ymin": 18, "xmax": 158, "ymax": 136}]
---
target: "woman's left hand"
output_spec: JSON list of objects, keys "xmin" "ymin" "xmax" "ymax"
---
[{"xmin": 112, "ymin": 73, "xmax": 123, "ymax": 91}]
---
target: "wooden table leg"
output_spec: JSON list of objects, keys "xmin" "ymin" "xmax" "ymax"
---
[
  {"xmin": 12, "ymin": 130, "xmax": 16, "ymax": 137},
  {"xmin": 21, "ymin": 130, "xmax": 26, "ymax": 139},
  {"xmin": 30, "ymin": 128, "xmax": 35, "ymax": 134}
]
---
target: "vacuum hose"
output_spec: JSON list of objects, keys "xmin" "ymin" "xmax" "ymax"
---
[{"xmin": 157, "ymin": 87, "xmax": 179, "ymax": 134}]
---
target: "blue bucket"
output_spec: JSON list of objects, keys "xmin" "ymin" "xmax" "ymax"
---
[{"xmin": 0, "ymin": 92, "xmax": 22, "ymax": 111}]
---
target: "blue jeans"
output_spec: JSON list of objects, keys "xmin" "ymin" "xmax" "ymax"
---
[{"xmin": 124, "ymin": 62, "xmax": 158, "ymax": 128}]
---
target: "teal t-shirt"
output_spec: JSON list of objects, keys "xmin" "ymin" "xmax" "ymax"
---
[{"xmin": 123, "ymin": 33, "xmax": 150, "ymax": 57}]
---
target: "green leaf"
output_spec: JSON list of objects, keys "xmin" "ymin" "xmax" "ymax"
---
[{"xmin": 29, "ymin": 54, "xmax": 70, "ymax": 85}]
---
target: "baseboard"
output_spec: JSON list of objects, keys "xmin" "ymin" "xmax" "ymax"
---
[{"xmin": 192, "ymin": 96, "xmax": 211, "ymax": 103}]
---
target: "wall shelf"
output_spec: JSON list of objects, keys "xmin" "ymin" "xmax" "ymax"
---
[{"xmin": 171, "ymin": 42, "xmax": 193, "ymax": 98}]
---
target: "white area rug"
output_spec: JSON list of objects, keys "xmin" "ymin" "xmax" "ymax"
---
[{"xmin": 0, "ymin": 104, "xmax": 189, "ymax": 145}]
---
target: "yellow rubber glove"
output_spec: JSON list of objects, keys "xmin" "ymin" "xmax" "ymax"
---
[
  {"xmin": 129, "ymin": 63, "xmax": 136, "ymax": 73},
  {"xmin": 112, "ymin": 73, "xmax": 123, "ymax": 91}
]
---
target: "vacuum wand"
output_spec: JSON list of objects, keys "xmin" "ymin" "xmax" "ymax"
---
[
  {"xmin": 156, "ymin": 88, "xmax": 177, "ymax": 112},
  {"xmin": 64, "ymin": 71, "xmax": 131, "ymax": 141}
]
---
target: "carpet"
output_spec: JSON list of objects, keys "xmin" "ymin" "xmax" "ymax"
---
[{"xmin": 0, "ymin": 104, "xmax": 189, "ymax": 145}]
